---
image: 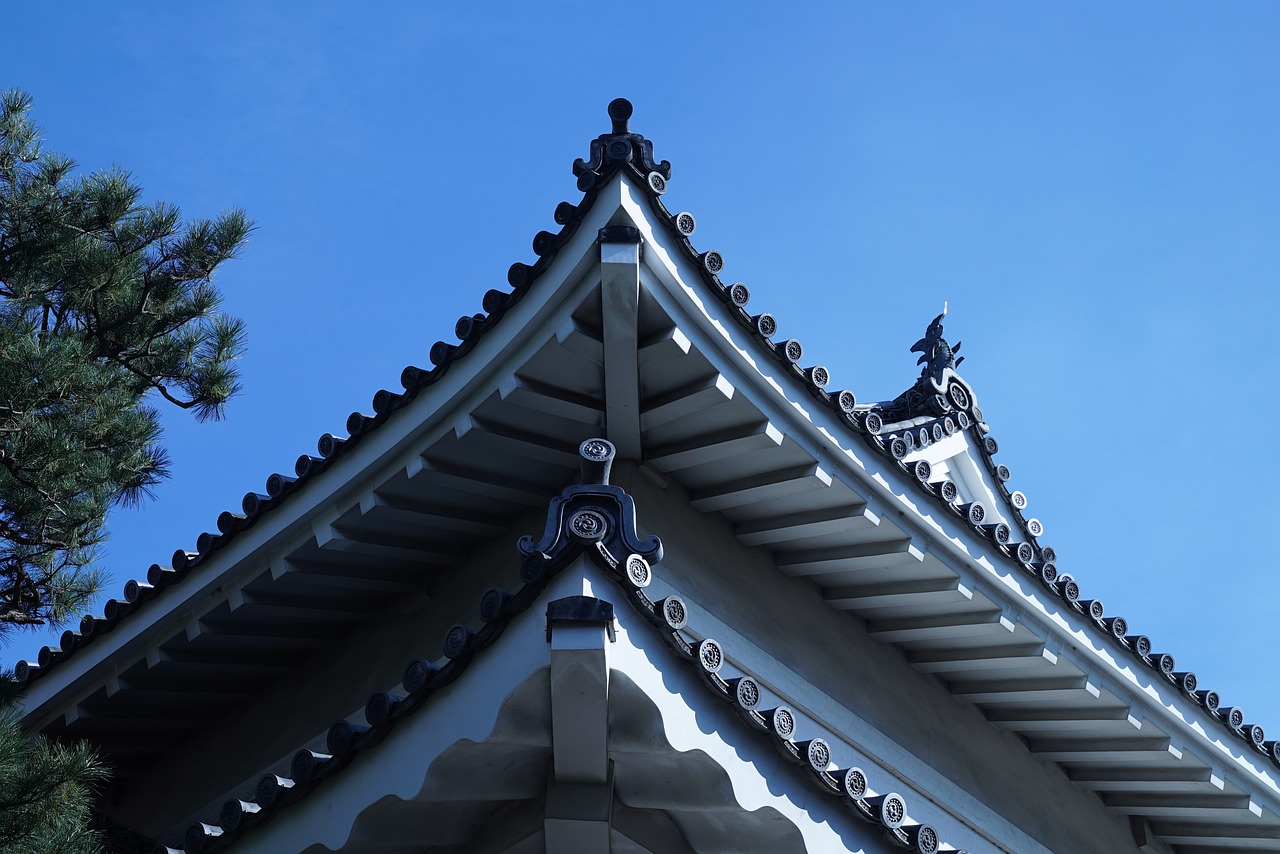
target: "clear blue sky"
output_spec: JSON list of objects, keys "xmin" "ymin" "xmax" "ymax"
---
[{"xmin": 4, "ymin": 4, "xmax": 1278, "ymax": 722}]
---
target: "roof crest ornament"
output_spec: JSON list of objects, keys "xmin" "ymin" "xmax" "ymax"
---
[
  {"xmin": 517, "ymin": 438, "xmax": 663, "ymax": 582},
  {"xmin": 878, "ymin": 303, "xmax": 975, "ymax": 423},
  {"xmin": 572, "ymin": 98, "xmax": 672, "ymax": 194},
  {"xmin": 911, "ymin": 300, "xmax": 965, "ymax": 386}
]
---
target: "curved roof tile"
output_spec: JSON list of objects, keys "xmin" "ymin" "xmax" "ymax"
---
[{"xmin": 19, "ymin": 99, "xmax": 1276, "ymax": 774}]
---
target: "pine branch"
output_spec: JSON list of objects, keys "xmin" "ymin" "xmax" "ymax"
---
[{"xmin": 0, "ymin": 88, "xmax": 251, "ymax": 639}]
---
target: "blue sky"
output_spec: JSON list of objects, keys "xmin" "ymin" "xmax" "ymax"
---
[{"xmin": 4, "ymin": 4, "xmax": 1279, "ymax": 722}]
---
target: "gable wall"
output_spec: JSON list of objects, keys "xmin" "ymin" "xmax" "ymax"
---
[{"xmin": 103, "ymin": 507, "xmax": 540, "ymax": 841}]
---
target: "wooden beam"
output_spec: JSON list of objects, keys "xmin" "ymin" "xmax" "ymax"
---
[
  {"xmin": 909, "ymin": 644, "xmax": 1052, "ymax": 675},
  {"xmin": 985, "ymin": 706, "xmax": 1138, "ymax": 733},
  {"xmin": 646, "ymin": 421, "xmax": 784, "ymax": 471},
  {"xmin": 734, "ymin": 503, "xmax": 878, "ymax": 546},
  {"xmin": 824, "ymin": 576, "xmax": 966, "ymax": 610},
  {"xmin": 601, "ymin": 237, "xmax": 642, "ymax": 458},
  {"xmin": 1102, "ymin": 792, "xmax": 1257, "ymax": 818},
  {"xmin": 456, "ymin": 416, "xmax": 582, "ymax": 469},
  {"xmin": 414, "ymin": 459, "xmax": 548, "ymax": 507},
  {"xmin": 868, "ymin": 610, "xmax": 1013, "ymax": 643},
  {"xmin": 1070, "ymin": 766, "xmax": 1222, "ymax": 794},
  {"xmin": 359, "ymin": 492, "xmax": 507, "ymax": 538},
  {"xmin": 778, "ymin": 538, "xmax": 924, "ymax": 577},
  {"xmin": 951, "ymin": 676, "xmax": 1098, "ymax": 706},
  {"xmin": 636, "ymin": 326, "xmax": 691, "ymax": 370},
  {"xmin": 1030, "ymin": 737, "xmax": 1179, "ymax": 764},
  {"xmin": 1151, "ymin": 820, "xmax": 1280, "ymax": 849},
  {"xmin": 555, "ymin": 318, "xmax": 604, "ymax": 366},
  {"xmin": 315, "ymin": 522, "xmax": 465, "ymax": 566},
  {"xmin": 640, "ymin": 374, "xmax": 734, "ymax": 432},
  {"xmin": 690, "ymin": 462, "xmax": 830, "ymax": 512},
  {"xmin": 499, "ymin": 375, "xmax": 606, "ymax": 427}
]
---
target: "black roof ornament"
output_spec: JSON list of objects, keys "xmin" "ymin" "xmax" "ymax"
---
[
  {"xmin": 878, "ymin": 302, "xmax": 977, "ymax": 423},
  {"xmin": 608, "ymin": 97, "xmax": 632, "ymax": 134},
  {"xmin": 517, "ymin": 438, "xmax": 663, "ymax": 581},
  {"xmin": 573, "ymin": 98, "xmax": 672, "ymax": 193},
  {"xmin": 911, "ymin": 301, "xmax": 964, "ymax": 386},
  {"xmin": 916, "ymin": 297, "xmax": 962, "ymax": 384}
]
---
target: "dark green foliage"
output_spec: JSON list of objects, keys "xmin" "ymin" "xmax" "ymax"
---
[
  {"xmin": 0, "ymin": 89, "xmax": 251, "ymax": 629},
  {"xmin": 0, "ymin": 698, "xmax": 107, "ymax": 853}
]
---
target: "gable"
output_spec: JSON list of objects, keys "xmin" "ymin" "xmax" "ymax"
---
[
  {"xmin": 142, "ymin": 442, "xmax": 996, "ymax": 852},
  {"xmin": 18, "ymin": 99, "xmax": 1280, "ymax": 853}
]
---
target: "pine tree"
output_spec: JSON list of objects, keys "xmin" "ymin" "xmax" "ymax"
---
[
  {"xmin": 0, "ymin": 694, "xmax": 107, "ymax": 854},
  {"xmin": 0, "ymin": 89, "xmax": 251, "ymax": 630}
]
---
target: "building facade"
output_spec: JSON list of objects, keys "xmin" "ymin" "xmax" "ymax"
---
[{"xmin": 17, "ymin": 99, "xmax": 1280, "ymax": 853}]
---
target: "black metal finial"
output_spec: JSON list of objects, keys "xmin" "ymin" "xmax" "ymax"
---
[{"xmin": 608, "ymin": 98, "xmax": 633, "ymax": 134}]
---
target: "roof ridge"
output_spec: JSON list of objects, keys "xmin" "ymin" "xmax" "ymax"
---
[
  {"xmin": 15, "ymin": 100, "xmax": 656, "ymax": 687},
  {"xmin": 19, "ymin": 100, "xmax": 1277, "ymax": 778}
]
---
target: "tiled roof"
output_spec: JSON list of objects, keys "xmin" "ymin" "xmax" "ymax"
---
[
  {"xmin": 584, "ymin": 102, "xmax": 1277, "ymax": 763},
  {"xmin": 15, "ymin": 101, "xmax": 663, "ymax": 688},
  {"xmin": 21, "ymin": 97, "xmax": 1278, "ymax": 773},
  {"xmin": 168, "ymin": 440, "xmax": 969, "ymax": 854}
]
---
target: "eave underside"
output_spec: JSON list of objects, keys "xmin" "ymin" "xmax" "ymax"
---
[{"xmin": 27, "ymin": 174, "xmax": 1280, "ymax": 854}]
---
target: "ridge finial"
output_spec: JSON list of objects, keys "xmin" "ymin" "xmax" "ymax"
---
[
  {"xmin": 573, "ymin": 98, "xmax": 670, "ymax": 192},
  {"xmin": 912, "ymin": 304, "xmax": 964, "ymax": 383},
  {"xmin": 608, "ymin": 98, "xmax": 633, "ymax": 134}
]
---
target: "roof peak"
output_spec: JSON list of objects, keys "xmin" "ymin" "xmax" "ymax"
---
[{"xmin": 573, "ymin": 98, "xmax": 671, "ymax": 193}]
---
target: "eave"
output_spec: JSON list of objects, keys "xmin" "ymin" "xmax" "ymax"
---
[
  {"xmin": 17, "ymin": 183, "xmax": 621, "ymax": 763},
  {"xmin": 19, "ymin": 99, "xmax": 1280, "ymax": 853},
  {"xmin": 599, "ymin": 168, "xmax": 1280, "ymax": 850},
  {"xmin": 157, "ymin": 445, "xmax": 978, "ymax": 854}
]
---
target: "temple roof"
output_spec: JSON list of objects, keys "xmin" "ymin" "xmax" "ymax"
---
[
  {"xmin": 18, "ymin": 99, "xmax": 1280, "ymax": 853},
  {"xmin": 18, "ymin": 101, "xmax": 1256, "ymax": 752}
]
